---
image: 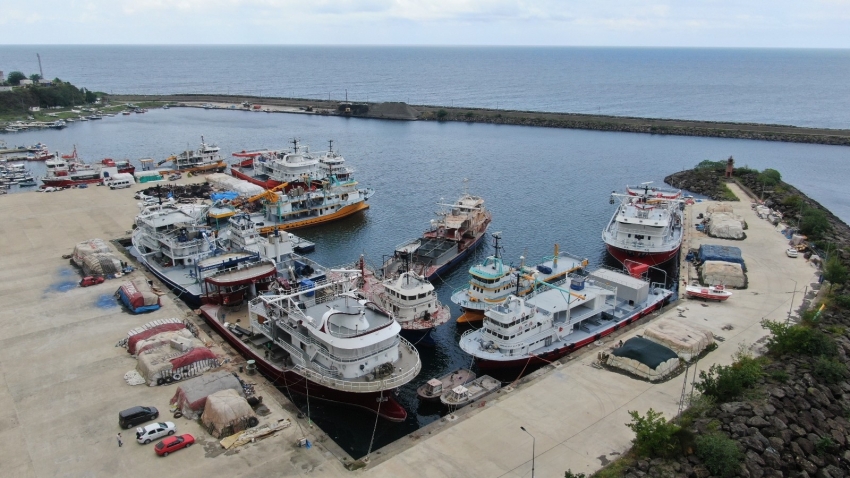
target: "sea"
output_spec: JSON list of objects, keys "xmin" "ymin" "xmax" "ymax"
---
[{"xmin": 2, "ymin": 46, "xmax": 850, "ymax": 457}]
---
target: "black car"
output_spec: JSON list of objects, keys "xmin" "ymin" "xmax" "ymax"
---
[{"xmin": 118, "ymin": 406, "xmax": 159, "ymax": 429}]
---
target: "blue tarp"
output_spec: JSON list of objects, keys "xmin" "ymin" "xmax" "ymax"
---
[
  {"xmin": 210, "ymin": 191, "xmax": 239, "ymax": 202},
  {"xmin": 698, "ymin": 244, "xmax": 745, "ymax": 268},
  {"xmin": 117, "ymin": 287, "xmax": 161, "ymax": 314}
]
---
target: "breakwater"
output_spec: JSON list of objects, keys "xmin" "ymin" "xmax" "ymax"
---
[{"xmin": 107, "ymin": 94, "xmax": 850, "ymax": 146}]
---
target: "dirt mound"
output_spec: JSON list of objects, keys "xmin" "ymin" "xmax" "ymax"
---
[{"xmin": 368, "ymin": 102, "xmax": 419, "ymax": 120}]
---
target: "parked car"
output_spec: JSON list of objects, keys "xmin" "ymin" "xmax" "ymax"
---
[
  {"xmin": 118, "ymin": 406, "xmax": 159, "ymax": 429},
  {"xmin": 136, "ymin": 421, "xmax": 176, "ymax": 444},
  {"xmin": 79, "ymin": 276, "xmax": 105, "ymax": 287},
  {"xmin": 155, "ymin": 434, "xmax": 195, "ymax": 456}
]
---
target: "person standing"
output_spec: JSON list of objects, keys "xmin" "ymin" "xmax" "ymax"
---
[{"xmin": 117, "ymin": 433, "xmax": 123, "ymax": 447}]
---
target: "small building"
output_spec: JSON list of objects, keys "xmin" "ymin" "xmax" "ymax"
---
[
  {"xmin": 0, "ymin": 86, "xmax": 12, "ymax": 93},
  {"xmin": 19, "ymin": 79, "xmax": 33, "ymax": 86},
  {"xmin": 28, "ymin": 106, "xmax": 41, "ymax": 112},
  {"xmin": 38, "ymin": 79, "xmax": 53, "ymax": 86}
]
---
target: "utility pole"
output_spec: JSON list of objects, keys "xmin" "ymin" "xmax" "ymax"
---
[{"xmin": 37, "ymin": 53, "xmax": 44, "ymax": 79}]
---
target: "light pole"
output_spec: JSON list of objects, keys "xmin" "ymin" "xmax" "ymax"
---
[
  {"xmin": 520, "ymin": 426, "xmax": 535, "ymax": 478},
  {"xmin": 787, "ymin": 278, "xmax": 798, "ymax": 324}
]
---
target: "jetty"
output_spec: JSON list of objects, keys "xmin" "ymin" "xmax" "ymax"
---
[{"xmin": 107, "ymin": 94, "xmax": 850, "ymax": 146}]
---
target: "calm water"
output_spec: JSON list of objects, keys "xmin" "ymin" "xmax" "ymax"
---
[
  {"xmin": 5, "ymin": 108, "xmax": 850, "ymax": 457},
  {"xmin": 2, "ymin": 46, "xmax": 850, "ymax": 128}
]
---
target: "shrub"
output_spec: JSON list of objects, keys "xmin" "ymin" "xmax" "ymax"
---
[
  {"xmin": 436, "ymin": 109, "xmax": 448, "ymax": 120},
  {"xmin": 626, "ymin": 409, "xmax": 681, "ymax": 458},
  {"xmin": 781, "ymin": 195, "xmax": 803, "ymax": 208},
  {"xmin": 799, "ymin": 207, "xmax": 830, "ymax": 239},
  {"xmin": 694, "ymin": 355, "xmax": 762, "ymax": 402},
  {"xmin": 824, "ymin": 257, "xmax": 848, "ymax": 290},
  {"xmin": 695, "ymin": 433, "xmax": 743, "ymax": 477},
  {"xmin": 813, "ymin": 357, "xmax": 847, "ymax": 384},
  {"xmin": 758, "ymin": 168, "xmax": 782, "ymax": 187},
  {"xmin": 832, "ymin": 294, "xmax": 850, "ymax": 310},
  {"xmin": 464, "ymin": 112, "xmax": 474, "ymax": 119},
  {"xmin": 815, "ymin": 437, "xmax": 836, "ymax": 456},
  {"xmin": 769, "ymin": 369, "xmax": 790, "ymax": 383},
  {"xmin": 761, "ymin": 320, "xmax": 838, "ymax": 357},
  {"xmin": 696, "ymin": 160, "xmax": 726, "ymax": 170},
  {"xmin": 564, "ymin": 471, "xmax": 587, "ymax": 478}
]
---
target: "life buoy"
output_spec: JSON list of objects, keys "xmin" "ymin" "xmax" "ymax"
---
[
  {"xmin": 558, "ymin": 326, "xmax": 563, "ymax": 333},
  {"xmin": 173, "ymin": 411, "xmax": 183, "ymax": 419},
  {"xmin": 172, "ymin": 372, "xmax": 182, "ymax": 381}
]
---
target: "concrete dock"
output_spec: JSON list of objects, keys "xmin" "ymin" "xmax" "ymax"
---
[{"xmin": 0, "ymin": 180, "xmax": 819, "ymax": 477}]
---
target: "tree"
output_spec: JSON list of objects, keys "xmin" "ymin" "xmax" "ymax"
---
[
  {"xmin": 799, "ymin": 207, "xmax": 830, "ymax": 239},
  {"xmin": 7, "ymin": 71, "xmax": 26, "ymax": 85},
  {"xmin": 29, "ymin": 73, "xmax": 42, "ymax": 82},
  {"xmin": 626, "ymin": 409, "xmax": 681, "ymax": 458},
  {"xmin": 758, "ymin": 168, "xmax": 782, "ymax": 187},
  {"xmin": 823, "ymin": 257, "xmax": 848, "ymax": 292}
]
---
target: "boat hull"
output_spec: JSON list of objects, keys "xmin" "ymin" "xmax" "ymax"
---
[
  {"xmin": 424, "ymin": 232, "xmax": 488, "ymax": 282},
  {"xmin": 472, "ymin": 295, "xmax": 669, "ymax": 370},
  {"xmin": 604, "ymin": 243, "xmax": 680, "ymax": 267},
  {"xmin": 198, "ymin": 306, "xmax": 408, "ymax": 422},
  {"xmin": 257, "ymin": 201, "xmax": 370, "ymax": 233},
  {"xmin": 400, "ymin": 327, "xmax": 436, "ymax": 347},
  {"xmin": 685, "ymin": 287, "xmax": 731, "ymax": 301},
  {"xmin": 42, "ymin": 166, "xmax": 137, "ymax": 188},
  {"xmin": 230, "ymin": 167, "xmax": 283, "ymax": 189}
]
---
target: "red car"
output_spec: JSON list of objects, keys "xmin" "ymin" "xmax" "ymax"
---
[
  {"xmin": 79, "ymin": 276, "xmax": 105, "ymax": 287},
  {"xmin": 154, "ymin": 434, "xmax": 195, "ymax": 456}
]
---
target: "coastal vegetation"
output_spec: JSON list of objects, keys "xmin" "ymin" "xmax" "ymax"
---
[{"xmin": 0, "ymin": 76, "xmax": 105, "ymax": 122}]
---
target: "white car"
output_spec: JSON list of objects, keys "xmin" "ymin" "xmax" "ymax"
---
[{"xmin": 136, "ymin": 421, "xmax": 177, "ymax": 444}]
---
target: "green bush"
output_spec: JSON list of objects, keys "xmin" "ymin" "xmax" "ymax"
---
[
  {"xmin": 694, "ymin": 356, "xmax": 762, "ymax": 402},
  {"xmin": 564, "ymin": 471, "xmax": 587, "ymax": 478},
  {"xmin": 832, "ymin": 294, "xmax": 850, "ymax": 310},
  {"xmin": 815, "ymin": 437, "xmax": 836, "ymax": 456},
  {"xmin": 761, "ymin": 320, "xmax": 838, "ymax": 357},
  {"xmin": 781, "ymin": 195, "xmax": 803, "ymax": 208},
  {"xmin": 436, "ymin": 109, "xmax": 448, "ymax": 120},
  {"xmin": 799, "ymin": 207, "xmax": 830, "ymax": 240},
  {"xmin": 695, "ymin": 160, "xmax": 726, "ymax": 170},
  {"xmin": 758, "ymin": 169, "xmax": 782, "ymax": 187},
  {"xmin": 464, "ymin": 112, "xmax": 474, "ymax": 119},
  {"xmin": 626, "ymin": 409, "xmax": 681, "ymax": 458},
  {"xmin": 695, "ymin": 433, "xmax": 743, "ymax": 477},
  {"xmin": 813, "ymin": 357, "xmax": 847, "ymax": 384},
  {"xmin": 769, "ymin": 370, "xmax": 790, "ymax": 383},
  {"xmin": 824, "ymin": 257, "xmax": 848, "ymax": 290}
]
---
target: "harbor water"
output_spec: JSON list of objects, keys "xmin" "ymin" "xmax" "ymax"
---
[{"xmin": 4, "ymin": 107, "xmax": 850, "ymax": 456}]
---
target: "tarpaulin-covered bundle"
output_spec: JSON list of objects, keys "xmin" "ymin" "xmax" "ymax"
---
[
  {"xmin": 170, "ymin": 371, "xmax": 244, "ymax": 419},
  {"xmin": 117, "ymin": 279, "xmax": 161, "ymax": 313},
  {"xmin": 643, "ymin": 318, "xmax": 714, "ymax": 361},
  {"xmin": 206, "ymin": 173, "xmax": 264, "ymax": 197},
  {"xmin": 210, "ymin": 191, "xmax": 239, "ymax": 202},
  {"xmin": 706, "ymin": 204, "xmax": 734, "ymax": 214},
  {"xmin": 706, "ymin": 213, "xmax": 746, "ymax": 240},
  {"xmin": 127, "ymin": 322, "xmax": 187, "ymax": 355},
  {"xmin": 135, "ymin": 330, "xmax": 195, "ymax": 356},
  {"xmin": 607, "ymin": 337, "xmax": 680, "ymax": 381},
  {"xmin": 82, "ymin": 252, "xmax": 123, "ymax": 276},
  {"xmin": 701, "ymin": 261, "xmax": 746, "ymax": 289},
  {"xmin": 71, "ymin": 238, "xmax": 112, "ymax": 268},
  {"xmin": 201, "ymin": 389, "xmax": 258, "ymax": 438},
  {"xmin": 698, "ymin": 244, "xmax": 745, "ymax": 270},
  {"xmin": 136, "ymin": 343, "xmax": 218, "ymax": 385}
]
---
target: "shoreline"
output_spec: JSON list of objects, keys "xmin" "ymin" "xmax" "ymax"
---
[{"xmin": 107, "ymin": 93, "xmax": 850, "ymax": 146}]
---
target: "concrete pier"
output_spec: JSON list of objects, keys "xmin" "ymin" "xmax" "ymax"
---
[{"xmin": 0, "ymin": 180, "xmax": 820, "ymax": 477}]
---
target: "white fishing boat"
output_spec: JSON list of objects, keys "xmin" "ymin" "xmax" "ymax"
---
[
  {"xmin": 602, "ymin": 182, "xmax": 684, "ymax": 267},
  {"xmin": 685, "ymin": 283, "xmax": 732, "ymax": 301},
  {"xmin": 451, "ymin": 233, "xmax": 588, "ymax": 324},
  {"xmin": 158, "ymin": 137, "xmax": 227, "ymax": 173},
  {"xmin": 439, "ymin": 375, "xmax": 501, "ymax": 408},
  {"xmin": 459, "ymin": 267, "xmax": 673, "ymax": 370}
]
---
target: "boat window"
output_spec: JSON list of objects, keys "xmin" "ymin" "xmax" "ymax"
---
[{"xmin": 418, "ymin": 293, "xmax": 427, "ymax": 299}]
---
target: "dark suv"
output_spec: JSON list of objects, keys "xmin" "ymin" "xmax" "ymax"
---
[{"xmin": 118, "ymin": 406, "xmax": 159, "ymax": 429}]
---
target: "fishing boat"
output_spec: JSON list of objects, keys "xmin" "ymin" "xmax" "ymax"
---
[
  {"xmin": 602, "ymin": 182, "xmax": 684, "ymax": 267},
  {"xmin": 158, "ymin": 137, "xmax": 227, "ymax": 174},
  {"xmin": 685, "ymin": 284, "xmax": 732, "ymax": 301},
  {"xmin": 459, "ymin": 267, "xmax": 673, "ymax": 370},
  {"xmin": 130, "ymin": 205, "xmax": 326, "ymax": 308},
  {"xmin": 626, "ymin": 184, "xmax": 682, "ymax": 199},
  {"xmin": 198, "ymin": 269, "xmax": 422, "ymax": 422},
  {"xmin": 230, "ymin": 140, "xmax": 352, "ymax": 191},
  {"xmin": 439, "ymin": 376, "xmax": 501, "ymax": 408},
  {"xmin": 357, "ymin": 256, "xmax": 451, "ymax": 346},
  {"xmin": 382, "ymin": 190, "xmax": 491, "ymax": 282},
  {"xmin": 40, "ymin": 148, "xmax": 136, "ymax": 188},
  {"xmin": 451, "ymin": 233, "xmax": 588, "ymax": 324},
  {"xmin": 231, "ymin": 149, "xmax": 269, "ymax": 168},
  {"xmin": 245, "ymin": 175, "xmax": 374, "ymax": 233},
  {"xmin": 417, "ymin": 369, "xmax": 476, "ymax": 402}
]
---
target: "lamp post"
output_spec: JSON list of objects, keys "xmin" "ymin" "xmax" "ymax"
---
[
  {"xmin": 520, "ymin": 426, "xmax": 535, "ymax": 478},
  {"xmin": 787, "ymin": 278, "xmax": 798, "ymax": 324}
]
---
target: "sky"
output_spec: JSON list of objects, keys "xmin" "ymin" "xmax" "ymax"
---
[{"xmin": 2, "ymin": 0, "xmax": 850, "ymax": 47}]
